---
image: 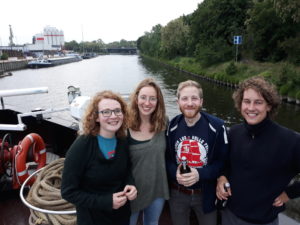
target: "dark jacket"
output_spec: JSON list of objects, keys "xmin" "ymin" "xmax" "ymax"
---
[
  {"xmin": 61, "ymin": 135, "xmax": 133, "ymax": 225},
  {"xmin": 166, "ymin": 111, "xmax": 229, "ymax": 213},
  {"xmin": 226, "ymin": 119, "xmax": 300, "ymax": 223}
]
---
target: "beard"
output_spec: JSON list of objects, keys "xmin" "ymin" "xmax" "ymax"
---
[{"xmin": 179, "ymin": 105, "xmax": 201, "ymax": 119}]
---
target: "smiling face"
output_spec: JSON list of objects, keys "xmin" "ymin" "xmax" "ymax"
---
[
  {"xmin": 241, "ymin": 88, "xmax": 271, "ymax": 125},
  {"xmin": 178, "ymin": 86, "xmax": 203, "ymax": 119},
  {"xmin": 137, "ymin": 86, "xmax": 158, "ymax": 117},
  {"xmin": 97, "ymin": 98, "xmax": 124, "ymax": 138}
]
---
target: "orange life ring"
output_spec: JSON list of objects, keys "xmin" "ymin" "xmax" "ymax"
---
[{"xmin": 15, "ymin": 133, "xmax": 46, "ymax": 186}]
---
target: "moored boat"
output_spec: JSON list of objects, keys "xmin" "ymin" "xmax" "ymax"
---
[
  {"xmin": 27, "ymin": 58, "xmax": 53, "ymax": 68},
  {"xmin": 27, "ymin": 55, "xmax": 82, "ymax": 68}
]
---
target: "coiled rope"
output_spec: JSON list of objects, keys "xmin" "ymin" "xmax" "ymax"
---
[{"xmin": 26, "ymin": 158, "xmax": 76, "ymax": 225}]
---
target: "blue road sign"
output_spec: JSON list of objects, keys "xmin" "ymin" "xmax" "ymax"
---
[{"xmin": 233, "ymin": 36, "xmax": 242, "ymax": 45}]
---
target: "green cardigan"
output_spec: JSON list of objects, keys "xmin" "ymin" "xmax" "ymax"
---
[{"xmin": 61, "ymin": 135, "xmax": 133, "ymax": 225}]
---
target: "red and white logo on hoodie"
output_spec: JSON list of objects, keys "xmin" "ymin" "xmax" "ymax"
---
[{"xmin": 175, "ymin": 136, "xmax": 208, "ymax": 168}]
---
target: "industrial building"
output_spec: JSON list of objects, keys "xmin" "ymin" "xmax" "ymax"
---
[{"xmin": 0, "ymin": 26, "xmax": 65, "ymax": 57}]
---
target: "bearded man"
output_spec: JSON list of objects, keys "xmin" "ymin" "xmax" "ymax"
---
[{"xmin": 166, "ymin": 80, "xmax": 228, "ymax": 225}]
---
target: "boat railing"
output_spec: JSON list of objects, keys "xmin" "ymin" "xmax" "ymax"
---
[
  {"xmin": 19, "ymin": 167, "xmax": 76, "ymax": 215},
  {"xmin": 0, "ymin": 87, "xmax": 49, "ymax": 109},
  {"xmin": 0, "ymin": 87, "xmax": 69, "ymax": 131}
]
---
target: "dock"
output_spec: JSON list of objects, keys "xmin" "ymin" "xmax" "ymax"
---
[{"xmin": 0, "ymin": 59, "xmax": 28, "ymax": 74}]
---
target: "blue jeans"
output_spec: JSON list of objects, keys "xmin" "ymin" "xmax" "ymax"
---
[{"xmin": 129, "ymin": 198, "xmax": 165, "ymax": 225}]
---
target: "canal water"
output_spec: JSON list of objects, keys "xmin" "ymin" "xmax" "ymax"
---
[
  {"xmin": 0, "ymin": 55, "xmax": 299, "ymax": 223},
  {"xmin": 1, "ymin": 55, "xmax": 299, "ymax": 132}
]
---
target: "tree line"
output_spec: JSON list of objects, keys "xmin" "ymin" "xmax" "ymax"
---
[
  {"xmin": 64, "ymin": 39, "xmax": 136, "ymax": 53},
  {"xmin": 138, "ymin": 0, "xmax": 299, "ymax": 65},
  {"xmin": 137, "ymin": 0, "xmax": 300, "ymax": 100}
]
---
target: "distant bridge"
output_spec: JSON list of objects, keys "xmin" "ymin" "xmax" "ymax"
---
[{"xmin": 106, "ymin": 47, "xmax": 137, "ymax": 54}]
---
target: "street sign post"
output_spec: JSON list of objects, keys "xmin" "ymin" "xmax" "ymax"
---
[
  {"xmin": 233, "ymin": 36, "xmax": 242, "ymax": 45},
  {"xmin": 233, "ymin": 36, "xmax": 242, "ymax": 62}
]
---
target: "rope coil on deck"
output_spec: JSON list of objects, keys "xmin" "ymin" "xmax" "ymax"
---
[{"xmin": 26, "ymin": 158, "xmax": 76, "ymax": 225}]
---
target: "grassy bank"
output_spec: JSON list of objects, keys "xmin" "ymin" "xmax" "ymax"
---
[{"xmin": 144, "ymin": 55, "xmax": 300, "ymax": 102}]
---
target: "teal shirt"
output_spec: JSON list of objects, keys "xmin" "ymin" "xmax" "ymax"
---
[{"xmin": 97, "ymin": 135, "xmax": 116, "ymax": 159}]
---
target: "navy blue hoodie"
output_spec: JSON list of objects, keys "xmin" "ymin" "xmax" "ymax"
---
[{"xmin": 166, "ymin": 111, "xmax": 228, "ymax": 213}]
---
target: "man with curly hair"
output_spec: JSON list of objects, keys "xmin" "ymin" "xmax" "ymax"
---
[{"xmin": 217, "ymin": 76, "xmax": 300, "ymax": 225}]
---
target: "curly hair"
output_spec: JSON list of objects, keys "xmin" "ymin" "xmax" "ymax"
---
[
  {"xmin": 80, "ymin": 90, "xmax": 128, "ymax": 137},
  {"xmin": 232, "ymin": 76, "xmax": 281, "ymax": 118},
  {"xmin": 176, "ymin": 80, "xmax": 203, "ymax": 99},
  {"xmin": 129, "ymin": 78, "xmax": 166, "ymax": 132}
]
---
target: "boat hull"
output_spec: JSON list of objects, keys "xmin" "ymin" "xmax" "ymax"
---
[{"xmin": 27, "ymin": 56, "xmax": 82, "ymax": 68}]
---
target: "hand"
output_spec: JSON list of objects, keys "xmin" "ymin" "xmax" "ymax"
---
[
  {"xmin": 176, "ymin": 166, "xmax": 199, "ymax": 187},
  {"xmin": 123, "ymin": 185, "xmax": 137, "ymax": 201},
  {"xmin": 216, "ymin": 176, "xmax": 231, "ymax": 200},
  {"xmin": 112, "ymin": 191, "xmax": 127, "ymax": 209},
  {"xmin": 273, "ymin": 192, "xmax": 290, "ymax": 207}
]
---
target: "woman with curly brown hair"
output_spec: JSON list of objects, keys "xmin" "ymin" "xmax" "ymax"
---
[
  {"xmin": 127, "ymin": 78, "xmax": 169, "ymax": 225},
  {"xmin": 61, "ymin": 90, "xmax": 137, "ymax": 225}
]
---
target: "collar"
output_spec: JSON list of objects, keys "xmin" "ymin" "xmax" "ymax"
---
[{"xmin": 243, "ymin": 117, "xmax": 271, "ymax": 138}]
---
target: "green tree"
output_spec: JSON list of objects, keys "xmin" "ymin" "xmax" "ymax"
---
[
  {"xmin": 190, "ymin": 0, "xmax": 251, "ymax": 65},
  {"xmin": 138, "ymin": 24, "xmax": 163, "ymax": 57},
  {"xmin": 161, "ymin": 17, "xmax": 190, "ymax": 58},
  {"xmin": 64, "ymin": 40, "xmax": 80, "ymax": 52},
  {"xmin": 274, "ymin": 0, "xmax": 300, "ymax": 23},
  {"xmin": 245, "ymin": 0, "xmax": 299, "ymax": 62}
]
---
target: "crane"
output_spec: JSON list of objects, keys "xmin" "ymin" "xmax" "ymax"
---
[{"xmin": 9, "ymin": 24, "xmax": 14, "ymax": 46}]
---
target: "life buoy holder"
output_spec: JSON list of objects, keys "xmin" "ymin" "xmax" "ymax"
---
[{"xmin": 15, "ymin": 133, "xmax": 46, "ymax": 186}]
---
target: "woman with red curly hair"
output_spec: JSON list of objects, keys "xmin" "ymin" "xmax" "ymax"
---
[{"xmin": 62, "ymin": 90, "xmax": 137, "ymax": 225}]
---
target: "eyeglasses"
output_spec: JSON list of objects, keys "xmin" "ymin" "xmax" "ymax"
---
[
  {"xmin": 98, "ymin": 108, "xmax": 123, "ymax": 117},
  {"xmin": 138, "ymin": 95, "xmax": 157, "ymax": 103}
]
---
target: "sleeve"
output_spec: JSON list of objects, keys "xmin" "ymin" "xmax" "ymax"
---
[
  {"xmin": 198, "ymin": 124, "xmax": 229, "ymax": 180},
  {"xmin": 61, "ymin": 136, "xmax": 113, "ymax": 211},
  {"xmin": 285, "ymin": 135, "xmax": 300, "ymax": 199},
  {"xmin": 165, "ymin": 128, "xmax": 178, "ymax": 182},
  {"xmin": 285, "ymin": 182, "xmax": 300, "ymax": 199}
]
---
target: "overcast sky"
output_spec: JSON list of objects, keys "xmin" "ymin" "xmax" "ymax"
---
[{"xmin": 0, "ymin": 0, "xmax": 202, "ymax": 45}]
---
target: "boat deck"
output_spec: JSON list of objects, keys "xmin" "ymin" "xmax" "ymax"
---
[
  {"xmin": 1, "ymin": 194, "xmax": 299, "ymax": 225},
  {"xmin": 0, "ymin": 190, "xmax": 30, "ymax": 225}
]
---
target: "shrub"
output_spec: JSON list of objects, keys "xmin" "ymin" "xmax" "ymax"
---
[
  {"xmin": 288, "ymin": 89, "xmax": 297, "ymax": 98},
  {"xmin": 225, "ymin": 61, "xmax": 238, "ymax": 75},
  {"xmin": 296, "ymin": 91, "xmax": 300, "ymax": 100},
  {"xmin": 0, "ymin": 53, "xmax": 8, "ymax": 60},
  {"xmin": 279, "ymin": 84, "xmax": 291, "ymax": 96}
]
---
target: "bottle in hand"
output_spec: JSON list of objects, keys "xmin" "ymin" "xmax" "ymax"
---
[
  {"xmin": 180, "ymin": 156, "xmax": 191, "ymax": 174},
  {"xmin": 215, "ymin": 182, "xmax": 230, "ymax": 209}
]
